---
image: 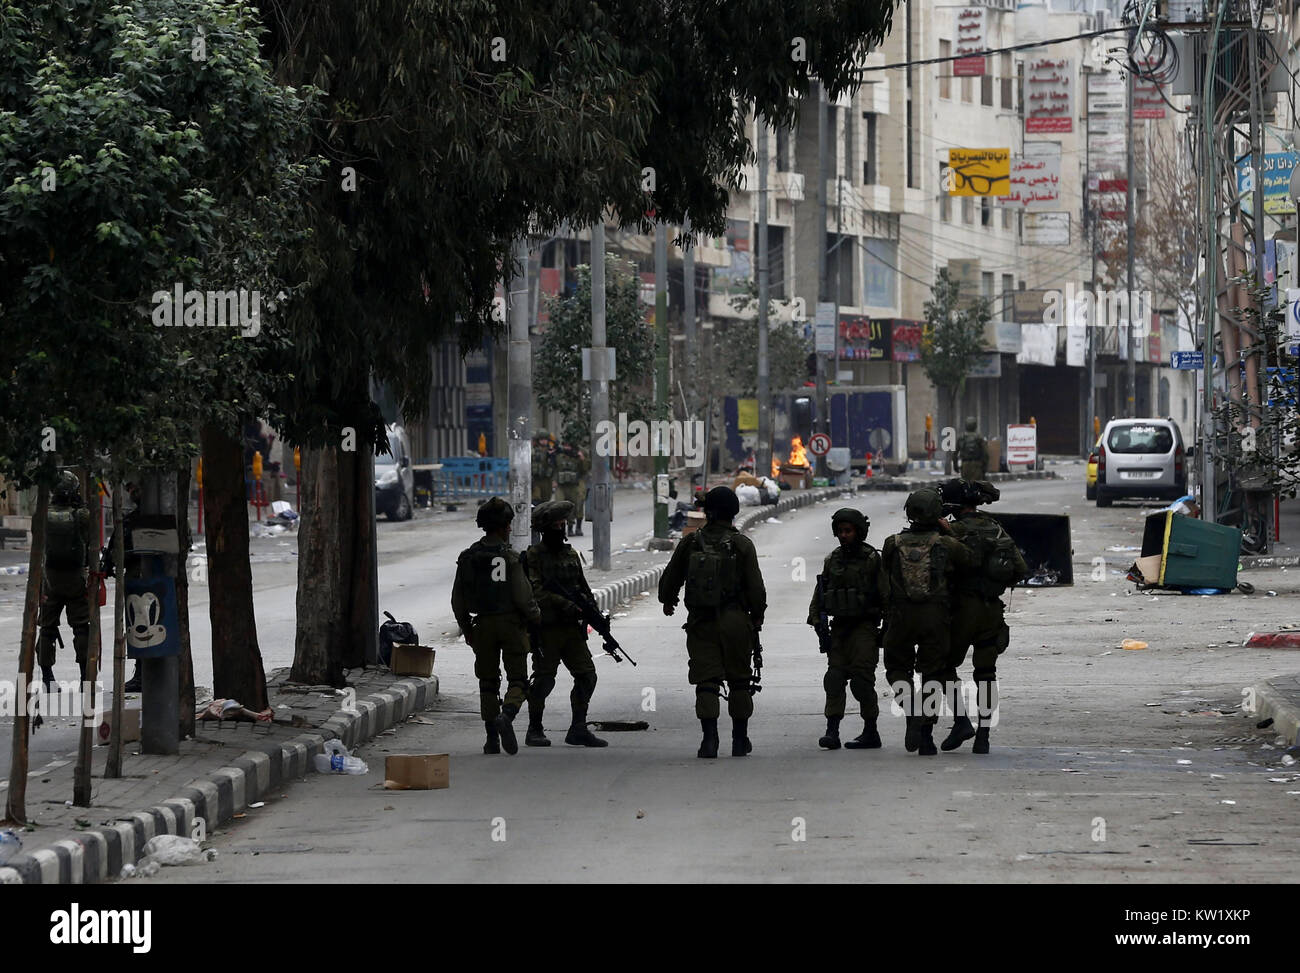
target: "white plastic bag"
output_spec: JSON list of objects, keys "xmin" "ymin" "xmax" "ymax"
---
[
  {"xmin": 141, "ymin": 834, "xmax": 215, "ymax": 866},
  {"xmin": 313, "ymin": 738, "xmax": 369, "ymax": 775},
  {"xmin": 0, "ymin": 829, "xmax": 21, "ymax": 866}
]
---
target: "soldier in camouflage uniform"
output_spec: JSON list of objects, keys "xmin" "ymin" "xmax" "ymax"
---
[
  {"xmin": 807, "ymin": 508, "xmax": 889, "ymax": 750},
  {"xmin": 531, "ymin": 430, "xmax": 556, "ymax": 505},
  {"xmin": 451, "ymin": 497, "xmax": 541, "ymax": 755},
  {"xmin": 954, "ymin": 417, "xmax": 989, "ymax": 482},
  {"xmin": 937, "ymin": 478, "xmax": 1027, "ymax": 754},
  {"xmin": 658, "ymin": 486, "xmax": 766, "ymax": 759},
  {"xmin": 880, "ymin": 488, "xmax": 977, "ymax": 756},
  {"xmin": 522, "ymin": 500, "xmax": 606, "ymax": 748},
  {"xmin": 555, "ymin": 443, "xmax": 589, "ymax": 536},
  {"xmin": 38, "ymin": 471, "xmax": 92, "ymax": 688}
]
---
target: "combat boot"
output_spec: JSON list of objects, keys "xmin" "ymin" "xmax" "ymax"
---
[
  {"xmin": 494, "ymin": 706, "xmax": 519, "ymax": 755},
  {"xmin": 525, "ymin": 711, "xmax": 551, "ymax": 747},
  {"xmin": 916, "ymin": 721, "xmax": 938, "ymax": 756},
  {"xmin": 941, "ymin": 715, "xmax": 976, "ymax": 752},
  {"xmin": 844, "ymin": 719, "xmax": 882, "ymax": 749},
  {"xmin": 904, "ymin": 716, "xmax": 922, "ymax": 753},
  {"xmin": 565, "ymin": 707, "xmax": 608, "ymax": 747},
  {"xmin": 697, "ymin": 718, "xmax": 720, "ymax": 758},
  {"xmin": 731, "ymin": 718, "xmax": 752, "ymax": 756},
  {"xmin": 972, "ymin": 727, "xmax": 991, "ymax": 754},
  {"xmin": 819, "ymin": 715, "xmax": 842, "ymax": 750},
  {"xmin": 483, "ymin": 721, "xmax": 501, "ymax": 755}
]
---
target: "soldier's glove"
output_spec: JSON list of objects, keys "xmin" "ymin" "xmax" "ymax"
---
[
  {"xmin": 662, "ymin": 602, "xmax": 676, "ymax": 617},
  {"xmin": 806, "ymin": 615, "xmax": 819, "ymax": 628}
]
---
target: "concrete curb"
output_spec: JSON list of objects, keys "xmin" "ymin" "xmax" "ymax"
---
[
  {"xmin": 585, "ymin": 487, "xmax": 848, "ymax": 613},
  {"xmin": 1240, "ymin": 554, "xmax": 1300, "ymax": 570},
  {"xmin": 1251, "ymin": 678, "xmax": 1300, "ymax": 748},
  {"xmin": 857, "ymin": 470, "xmax": 1061, "ymax": 492},
  {"xmin": 0, "ymin": 674, "xmax": 438, "ymax": 885}
]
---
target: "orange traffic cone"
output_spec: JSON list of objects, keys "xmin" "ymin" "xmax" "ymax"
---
[{"xmin": 865, "ymin": 452, "xmax": 873, "ymax": 478}]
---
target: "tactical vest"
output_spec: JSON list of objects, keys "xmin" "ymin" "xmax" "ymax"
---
[
  {"xmin": 531, "ymin": 447, "xmax": 551, "ymax": 481},
  {"xmin": 461, "ymin": 543, "xmax": 515, "ymax": 614},
  {"xmin": 685, "ymin": 530, "xmax": 740, "ymax": 610},
  {"xmin": 556, "ymin": 451, "xmax": 581, "ymax": 486},
  {"xmin": 822, "ymin": 547, "xmax": 882, "ymax": 619},
  {"xmin": 894, "ymin": 531, "xmax": 946, "ymax": 603},
  {"xmin": 529, "ymin": 544, "xmax": 583, "ymax": 589},
  {"xmin": 955, "ymin": 516, "xmax": 1021, "ymax": 599},
  {"xmin": 959, "ymin": 434, "xmax": 984, "ymax": 461},
  {"xmin": 46, "ymin": 506, "xmax": 86, "ymax": 571}
]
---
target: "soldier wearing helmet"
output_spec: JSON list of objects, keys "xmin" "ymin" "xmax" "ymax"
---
[
  {"xmin": 954, "ymin": 416, "xmax": 989, "ymax": 482},
  {"xmin": 38, "ymin": 471, "xmax": 92, "ymax": 688},
  {"xmin": 658, "ymin": 486, "xmax": 767, "ymax": 759},
  {"xmin": 451, "ymin": 496, "xmax": 542, "ymax": 754},
  {"xmin": 935, "ymin": 479, "xmax": 1026, "ymax": 754},
  {"xmin": 806, "ymin": 507, "xmax": 889, "ymax": 750},
  {"xmin": 520, "ymin": 500, "xmax": 605, "ymax": 748},
  {"xmin": 879, "ymin": 488, "xmax": 977, "ymax": 755}
]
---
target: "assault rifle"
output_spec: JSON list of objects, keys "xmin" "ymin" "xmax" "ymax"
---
[
  {"xmin": 750, "ymin": 632, "xmax": 764, "ymax": 693},
  {"xmin": 813, "ymin": 574, "xmax": 832, "ymax": 654},
  {"xmin": 543, "ymin": 578, "xmax": 637, "ymax": 666}
]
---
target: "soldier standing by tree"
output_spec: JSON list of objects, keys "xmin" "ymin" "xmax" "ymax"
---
[
  {"xmin": 807, "ymin": 508, "xmax": 889, "ymax": 750},
  {"xmin": 531, "ymin": 430, "xmax": 556, "ymax": 506},
  {"xmin": 880, "ymin": 489, "xmax": 977, "ymax": 756},
  {"xmin": 521, "ymin": 499, "xmax": 607, "ymax": 748},
  {"xmin": 936, "ymin": 479, "xmax": 1026, "ymax": 754},
  {"xmin": 658, "ymin": 486, "xmax": 766, "ymax": 758},
  {"xmin": 451, "ymin": 497, "xmax": 541, "ymax": 755},
  {"xmin": 38, "ymin": 471, "xmax": 91, "ymax": 689},
  {"xmin": 954, "ymin": 417, "xmax": 989, "ymax": 481},
  {"xmin": 555, "ymin": 441, "xmax": 588, "ymax": 536}
]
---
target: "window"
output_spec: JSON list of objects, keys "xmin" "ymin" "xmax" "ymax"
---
[
  {"xmin": 981, "ymin": 271, "xmax": 994, "ymax": 299},
  {"xmin": 862, "ymin": 112, "xmax": 878, "ymax": 183},
  {"xmin": 962, "ymin": 197, "xmax": 973, "ymax": 223},
  {"xmin": 962, "ymin": 75, "xmax": 972, "ymax": 103},
  {"xmin": 1001, "ymin": 53, "xmax": 1014, "ymax": 109},
  {"xmin": 941, "ymin": 192, "xmax": 951, "ymax": 221},
  {"xmin": 775, "ymin": 124, "xmax": 790, "ymax": 172},
  {"xmin": 767, "ymin": 225, "xmax": 787, "ymax": 300},
  {"xmin": 1001, "ymin": 273, "xmax": 1014, "ymax": 317},
  {"xmin": 1107, "ymin": 423, "xmax": 1174, "ymax": 454},
  {"xmin": 826, "ymin": 233, "xmax": 854, "ymax": 306},
  {"xmin": 843, "ymin": 106, "xmax": 855, "ymax": 183},
  {"xmin": 863, "ymin": 239, "xmax": 897, "ymax": 308},
  {"xmin": 939, "ymin": 41, "xmax": 951, "ymax": 99},
  {"xmin": 981, "ymin": 72, "xmax": 993, "ymax": 106},
  {"xmin": 981, "ymin": 197, "xmax": 992, "ymax": 226},
  {"xmin": 1001, "ymin": 207, "xmax": 1011, "ymax": 229}
]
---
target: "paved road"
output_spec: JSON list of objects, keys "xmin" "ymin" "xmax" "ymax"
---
[{"xmin": 138, "ymin": 472, "xmax": 1300, "ymax": 883}]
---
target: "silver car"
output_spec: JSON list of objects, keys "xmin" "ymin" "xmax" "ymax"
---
[{"xmin": 1095, "ymin": 418, "xmax": 1190, "ymax": 507}]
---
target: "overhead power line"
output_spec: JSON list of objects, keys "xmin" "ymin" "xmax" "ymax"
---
[{"xmin": 857, "ymin": 25, "xmax": 1133, "ymax": 73}]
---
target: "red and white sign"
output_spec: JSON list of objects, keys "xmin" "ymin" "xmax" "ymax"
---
[
  {"xmin": 1025, "ymin": 57, "xmax": 1073, "ymax": 133},
  {"xmin": 808, "ymin": 432, "xmax": 832, "ymax": 457},
  {"xmin": 1006, "ymin": 424, "xmax": 1038, "ymax": 466},
  {"xmin": 999, "ymin": 156, "xmax": 1061, "ymax": 210},
  {"xmin": 953, "ymin": 7, "xmax": 986, "ymax": 76}
]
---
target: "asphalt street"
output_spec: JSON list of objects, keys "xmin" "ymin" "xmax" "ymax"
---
[{"xmin": 132, "ymin": 470, "xmax": 1300, "ymax": 883}]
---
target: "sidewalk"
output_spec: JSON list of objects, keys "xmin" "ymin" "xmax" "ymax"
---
[{"xmin": 0, "ymin": 484, "xmax": 848, "ymax": 885}]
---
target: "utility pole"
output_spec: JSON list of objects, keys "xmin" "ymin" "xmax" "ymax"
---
[
  {"xmin": 1086, "ymin": 70, "xmax": 1097, "ymax": 447},
  {"xmin": 815, "ymin": 82, "xmax": 829, "ymax": 478},
  {"xmin": 507, "ymin": 237, "xmax": 532, "ymax": 552},
  {"xmin": 1125, "ymin": 58, "xmax": 1137, "ymax": 418},
  {"xmin": 653, "ymin": 222, "xmax": 669, "ymax": 540},
  {"xmin": 683, "ymin": 215, "xmax": 696, "ymax": 418},
  {"xmin": 590, "ymin": 222, "xmax": 611, "ymax": 570},
  {"xmin": 757, "ymin": 115, "xmax": 771, "ymax": 480}
]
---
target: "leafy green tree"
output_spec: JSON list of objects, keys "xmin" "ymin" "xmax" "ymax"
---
[
  {"xmin": 724, "ymin": 279, "xmax": 813, "ymax": 394},
  {"xmin": 256, "ymin": 0, "xmax": 901, "ymax": 683},
  {"xmin": 0, "ymin": 0, "xmax": 320, "ymax": 815},
  {"xmin": 536, "ymin": 261, "xmax": 653, "ymax": 447},
  {"xmin": 921, "ymin": 268, "xmax": 992, "ymax": 470}
]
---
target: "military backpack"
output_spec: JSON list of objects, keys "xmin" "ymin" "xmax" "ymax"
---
[
  {"xmin": 461, "ymin": 544, "xmax": 514, "ymax": 614},
  {"xmin": 686, "ymin": 530, "xmax": 739, "ymax": 609},
  {"xmin": 959, "ymin": 434, "xmax": 984, "ymax": 461},
  {"xmin": 46, "ymin": 506, "xmax": 86, "ymax": 571},
  {"xmin": 556, "ymin": 451, "xmax": 580, "ymax": 486},
  {"xmin": 895, "ymin": 531, "xmax": 946, "ymax": 603}
]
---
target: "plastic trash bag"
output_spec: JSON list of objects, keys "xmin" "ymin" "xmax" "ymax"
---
[
  {"xmin": 141, "ymin": 834, "xmax": 216, "ymax": 866},
  {"xmin": 0, "ymin": 829, "xmax": 21, "ymax": 866},
  {"xmin": 313, "ymin": 738, "xmax": 369, "ymax": 775}
]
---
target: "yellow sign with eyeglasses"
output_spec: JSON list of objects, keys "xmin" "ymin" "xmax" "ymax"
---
[{"xmin": 945, "ymin": 148, "xmax": 1010, "ymax": 197}]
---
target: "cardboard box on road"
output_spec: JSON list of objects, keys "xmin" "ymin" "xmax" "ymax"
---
[
  {"xmin": 384, "ymin": 754, "xmax": 449, "ymax": 790},
  {"xmin": 392, "ymin": 644, "xmax": 436, "ymax": 678}
]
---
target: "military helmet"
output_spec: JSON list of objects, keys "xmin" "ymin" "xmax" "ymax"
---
[
  {"xmin": 971, "ymin": 480, "xmax": 1000, "ymax": 505},
  {"xmin": 830, "ymin": 506, "xmax": 869, "ymax": 538},
  {"xmin": 904, "ymin": 488, "xmax": 944, "ymax": 527},
  {"xmin": 532, "ymin": 498, "xmax": 574, "ymax": 531},
  {"xmin": 53, "ymin": 470, "xmax": 82, "ymax": 504},
  {"xmin": 702, "ymin": 485, "xmax": 740, "ymax": 520},
  {"xmin": 964, "ymin": 416, "xmax": 978, "ymax": 432},
  {"xmin": 939, "ymin": 478, "xmax": 1000, "ymax": 509},
  {"xmin": 476, "ymin": 496, "xmax": 515, "ymax": 530}
]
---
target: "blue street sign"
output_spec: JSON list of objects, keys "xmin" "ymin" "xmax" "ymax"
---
[{"xmin": 1170, "ymin": 351, "xmax": 1204, "ymax": 370}]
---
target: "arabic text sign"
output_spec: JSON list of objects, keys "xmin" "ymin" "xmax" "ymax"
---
[
  {"xmin": 1000, "ymin": 156, "xmax": 1062, "ymax": 210},
  {"xmin": 1024, "ymin": 211, "xmax": 1070, "ymax": 245},
  {"xmin": 1026, "ymin": 57, "xmax": 1073, "ymax": 133},
  {"xmin": 1237, "ymin": 153, "xmax": 1298, "ymax": 216},
  {"xmin": 1005, "ymin": 424, "xmax": 1037, "ymax": 465},
  {"xmin": 947, "ymin": 147, "xmax": 1010, "ymax": 197},
  {"xmin": 953, "ymin": 7, "xmax": 986, "ymax": 76}
]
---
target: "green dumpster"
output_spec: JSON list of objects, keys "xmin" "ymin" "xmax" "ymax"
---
[{"xmin": 1138, "ymin": 512, "xmax": 1241, "ymax": 589}]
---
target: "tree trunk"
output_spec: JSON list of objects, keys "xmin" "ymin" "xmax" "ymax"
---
[
  {"xmin": 946, "ymin": 387, "xmax": 959, "ymax": 475},
  {"xmin": 4, "ymin": 482, "xmax": 48, "ymax": 825},
  {"xmin": 292, "ymin": 444, "xmax": 377, "ymax": 685},
  {"xmin": 74, "ymin": 467, "xmax": 100, "ymax": 806},
  {"xmin": 201, "ymin": 423, "xmax": 267, "ymax": 710},
  {"xmin": 176, "ymin": 466, "xmax": 195, "ymax": 738},
  {"xmin": 105, "ymin": 483, "xmax": 126, "ymax": 779}
]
